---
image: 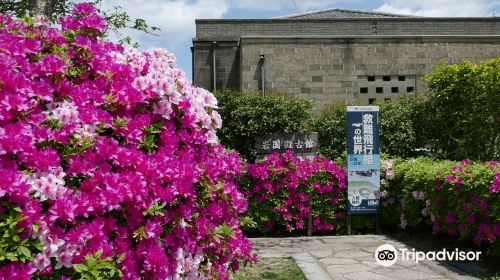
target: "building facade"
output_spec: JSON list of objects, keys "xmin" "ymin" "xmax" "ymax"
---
[{"xmin": 192, "ymin": 9, "xmax": 500, "ymax": 110}]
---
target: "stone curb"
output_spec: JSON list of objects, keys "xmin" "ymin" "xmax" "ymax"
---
[{"xmin": 292, "ymin": 252, "xmax": 331, "ymax": 280}]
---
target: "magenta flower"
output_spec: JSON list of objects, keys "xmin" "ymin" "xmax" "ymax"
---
[
  {"xmin": 446, "ymin": 213, "xmax": 457, "ymax": 224},
  {"xmin": 0, "ymin": 5, "xmax": 255, "ymax": 278}
]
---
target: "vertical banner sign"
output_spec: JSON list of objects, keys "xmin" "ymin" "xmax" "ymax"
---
[{"xmin": 347, "ymin": 106, "xmax": 380, "ymax": 214}]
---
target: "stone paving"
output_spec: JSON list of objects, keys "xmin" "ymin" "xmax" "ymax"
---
[{"xmin": 250, "ymin": 235, "xmax": 478, "ymax": 280}]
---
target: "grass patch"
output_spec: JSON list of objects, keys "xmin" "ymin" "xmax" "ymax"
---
[{"xmin": 232, "ymin": 257, "xmax": 306, "ymax": 280}]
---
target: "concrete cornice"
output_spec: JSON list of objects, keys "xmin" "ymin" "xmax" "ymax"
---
[
  {"xmin": 237, "ymin": 35, "xmax": 500, "ymax": 43},
  {"xmin": 196, "ymin": 17, "xmax": 500, "ymax": 23}
]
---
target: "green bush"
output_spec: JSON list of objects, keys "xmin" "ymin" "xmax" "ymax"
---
[
  {"xmin": 380, "ymin": 158, "xmax": 455, "ymax": 229},
  {"xmin": 312, "ymin": 96, "xmax": 427, "ymax": 160},
  {"xmin": 215, "ymin": 90, "xmax": 313, "ymax": 162},
  {"xmin": 311, "ymin": 104, "xmax": 346, "ymax": 160},
  {"xmin": 378, "ymin": 96, "xmax": 427, "ymax": 157},
  {"xmin": 380, "ymin": 158, "xmax": 500, "ymax": 256},
  {"xmin": 424, "ymin": 58, "xmax": 500, "ymax": 160}
]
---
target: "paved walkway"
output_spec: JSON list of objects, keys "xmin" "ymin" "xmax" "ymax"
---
[{"xmin": 250, "ymin": 235, "xmax": 478, "ymax": 280}]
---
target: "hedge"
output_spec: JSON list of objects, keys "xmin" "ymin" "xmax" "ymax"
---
[
  {"xmin": 311, "ymin": 96, "xmax": 427, "ymax": 160},
  {"xmin": 215, "ymin": 90, "xmax": 312, "ymax": 162},
  {"xmin": 424, "ymin": 59, "xmax": 500, "ymax": 161},
  {"xmin": 380, "ymin": 158, "xmax": 500, "ymax": 256}
]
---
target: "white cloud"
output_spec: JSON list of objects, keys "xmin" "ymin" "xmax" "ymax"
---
[
  {"xmin": 375, "ymin": 0, "xmax": 499, "ymax": 17},
  {"xmin": 101, "ymin": 0, "xmax": 229, "ymax": 49},
  {"xmin": 233, "ymin": 0, "xmax": 339, "ymax": 12}
]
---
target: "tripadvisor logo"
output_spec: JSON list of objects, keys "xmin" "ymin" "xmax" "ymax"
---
[{"xmin": 375, "ymin": 244, "xmax": 481, "ymax": 267}]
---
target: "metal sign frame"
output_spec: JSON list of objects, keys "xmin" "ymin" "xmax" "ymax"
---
[{"xmin": 346, "ymin": 106, "xmax": 381, "ymax": 234}]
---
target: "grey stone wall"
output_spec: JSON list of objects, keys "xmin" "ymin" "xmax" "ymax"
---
[
  {"xmin": 239, "ymin": 36, "xmax": 500, "ymax": 111},
  {"xmin": 192, "ymin": 40, "xmax": 240, "ymax": 91},
  {"xmin": 196, "ymin": 18, "xmax": 500, "ymax": 39}
]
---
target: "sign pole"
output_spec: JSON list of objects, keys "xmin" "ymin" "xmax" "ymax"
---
[
  {"xmin": 347, "ymin": 214, "xmax": 352, "ymax": 235},
  {"xmin": 376, "ymin": 214, "xmax": 381, "ymax": 234},
  {"xmin": 307, "ymin": 207, "xmax": 312, "ymax": 237}
]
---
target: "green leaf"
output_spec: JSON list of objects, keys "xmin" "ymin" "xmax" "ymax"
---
[
  {"xmin": 17, "ymin": 246, "xmax": 31, "ymax": 258},
  {"xmin": 32, "ymin": 224, "xmax": 39, "ymax": 233},
  {"xmin": 74, "ymin": 263, "xmax": 88, "ymax": 272}
]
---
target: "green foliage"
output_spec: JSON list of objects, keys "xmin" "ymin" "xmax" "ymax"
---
[
  {"xmin": 381, "ymin": 158, "xmax": 455, "ymax": 228},
  {"xmin": 143, "ymin": 201, "xmax": 167, "ymax": 217},
  {"xmin": 215, "ymin": 90, "xmax": 312, "ymax": 162},
  {"xmin": 312, "ymin": 96, "xmax": 427, "ymax": 160},
  {"xmin": 0, "ymin": 203, "xmax": 43, "ymax": 265},
  {"xmin": 139, "ymin": 121, "xmax": 165, "ymax": 154},
  {"xmin": 73, "ymin": 249, "xmax": 124, "ymax": 280},
  {"xmin": 311, "ymin": 104, "xmax": 346, "ymax": 159},
  {"xmin": 380, "ymin": 158, "xmax": 500, "ymax": 256},
  {"xmin": 213, "ymin": 224, "xmax": 235, "ymax": 243},
  {"xmin": 424, "ymin": 58, "xmax": 500, "ymax": 160},
  {"xmin": 377, "ymin": 96, "xmax": 426, "ymax": 158}
]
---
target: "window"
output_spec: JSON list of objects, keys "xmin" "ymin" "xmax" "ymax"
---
[{"xmin": 357, "ymin": 75, "xmax": 417, "ymax": 105}]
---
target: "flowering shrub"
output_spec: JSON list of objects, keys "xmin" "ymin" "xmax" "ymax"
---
[
  {"xmin": 239, "ymin": 152, "xmax": 346, "ymax": 234},
  {"xmin": 0, "ymin": 4, "xmax": 255, "ymax": 279},
  {"xmin": 430, "ymin": 160, "xmax": 499, "ymax": 247},
  {"xmin": 380, "ymin": 158, "xmax": 500, "ymax": 255}
]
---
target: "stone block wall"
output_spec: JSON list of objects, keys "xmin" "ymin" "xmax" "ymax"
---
[
  {"xmin": 192, "ymin": 40, "xmax": 240, "ymax": 91},
  {"xmin": 193, "ymin": 17, "xmax": 500, "ymax": 110},
  {"xmin": 195, "ymin": 18, "xmax": 500, "ymax": 39},
  {"xmin": 239, "ymin": 36, "xmax": 500, "ymax": 111}
]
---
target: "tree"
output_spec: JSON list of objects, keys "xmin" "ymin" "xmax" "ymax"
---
[
  {"xmin": 424, "ymin": 59, "xmax": 500, "ymax": 160},
  {"xmin": 0, "ymin": 0, "xmax": 159, "ymax": 47}
]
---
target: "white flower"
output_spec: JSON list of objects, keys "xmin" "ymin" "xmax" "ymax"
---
[
  {"xmin": 25, "ymin": 167, "xmax": 67, "ymax": 201},
  {"xmin": 47, "ymin": 101, "xmax": 79, "ymax": 125},
  {"xmin": 34, "ymin": 253, "xmax": 51, "ymax": 270},
  {"xmin": 399, "ymin": 214, "xmax": 407, "ymax": 229},
  {"xmin": 421, "ymin": 207, "xmax": 428, "ymax": 217}
]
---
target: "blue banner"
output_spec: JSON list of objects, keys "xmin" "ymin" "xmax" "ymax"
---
[{"xmin": 347, "ymin": 106, "xmax": 380, "ymax": 214}]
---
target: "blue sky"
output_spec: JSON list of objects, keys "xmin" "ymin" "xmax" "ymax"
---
[{"xmin": 101, "ymin": 0, "xmax": 500, "ymax": 81}]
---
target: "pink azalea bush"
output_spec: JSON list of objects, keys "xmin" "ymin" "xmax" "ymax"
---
[
  {"xmin": 240, "ymin": 152, "xmax": 346, "ymax": 233},
  {"xmin": 0, "ymin": 4, "xmax": 256, "ymax": 279},
  {"xmin": 380, "ymin": 158, "xmax": 500, "ymax": 255},
  {"xmin": 430, "ymin": 160, "xmax": 499, "ymax": 246}
]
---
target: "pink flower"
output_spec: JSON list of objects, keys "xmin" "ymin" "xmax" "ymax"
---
[
  {"xmin": 466, "ymin": 214, "xmax": 477, "ymax": 224},
  {"xmin": 0, "ymin": 6, "xmax": 262, "ymax": 279},
  {"xmin": 446, "ymin": 214, "xmax": 457, "ymax": 224}
]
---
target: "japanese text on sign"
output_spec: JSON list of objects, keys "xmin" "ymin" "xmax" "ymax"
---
[{"xmin": 254, "ymin": 132, "xmax": 318, "ymax": 161}]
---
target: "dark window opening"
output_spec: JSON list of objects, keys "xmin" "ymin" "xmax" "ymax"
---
[
  {"xmin": 376, "ymin": 87, "xmax": 383, "ymax": 93},
  {"xmin": 391, "ymin": 87, "xmax": 399, "ymax": 93},
  {"xmin": 407, "ymin": 86, "xmax": 415, "ymax": 93},
  {"xmin": 384, "ymin": 98, "xmax": 391, "ymax": 102},
  {"xmin": 398, "ymin": 76, "xmax": 406, "ymax": 81},
  {"xmin": 369, "ymin": 98, "xmax": 376, "ymax": 104},
  {"xmin": 367, "ymin": 76, "xmax": 375, "ymax": 82},
  {"xmin": 360, "ymin": 87, "xmax": 368, "ymax": 94},
  {"xmin": 383, "ymin": 76, "xmax": 390, "ymax": 81}
]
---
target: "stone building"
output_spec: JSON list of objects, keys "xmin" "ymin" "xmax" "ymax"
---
[{"xmin": 191, "ymin": 8, "xmax": 500, "ymax": 110}]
